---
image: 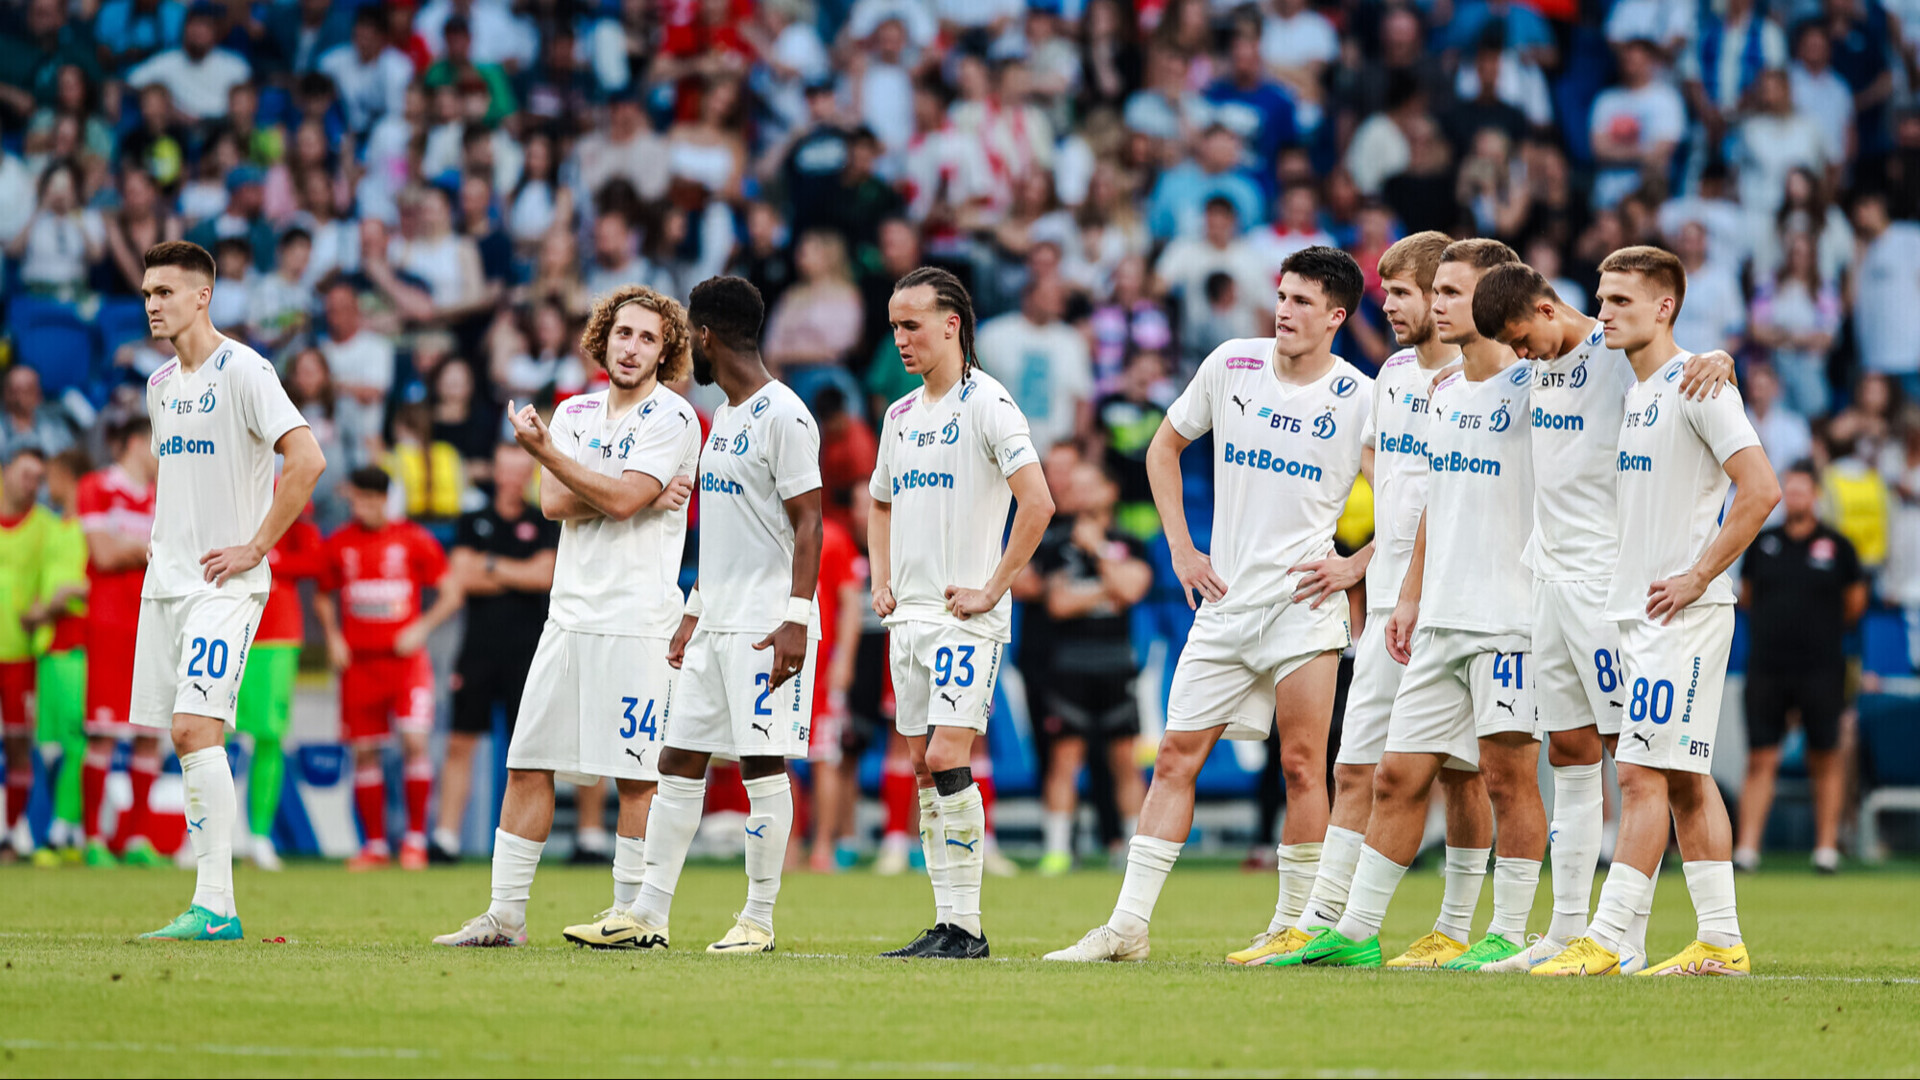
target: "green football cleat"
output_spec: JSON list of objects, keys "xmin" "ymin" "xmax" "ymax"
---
[
  {"xmin": 137, "ymin": 904, "xmax": 243, "ymax": 942},
  {"xmin": 1442, "ymin": 933, "xmax": 1525, "ymax": 971},
  {"xmin": 1036, "ymin": 851, "xmax": 1072, "ymax": 877},
  {"xmin": 121, "ymin": 838, "xmax": 168, "ymax": 868},
  {"xmin": 1297, "ymin": 928, "xmax": 1383, "ymax": 967},
  {"xmin": 84, "ymin": 841, "xmax": 118, "ymax": 868}
]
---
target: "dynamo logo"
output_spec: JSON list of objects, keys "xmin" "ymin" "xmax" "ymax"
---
[
  {"xmin": 1311, "ymin": 412, "xmax": 1337, "ymax": 439},
  {"xmin": 618, "ymin": 432, "xmax": 635, "ymax": 458},
  {"xmin": 942, "ymin": 419, "xmax": 960, "ymax": 444},
  {"xmin": 197, "ymin": 387, "xmax": 217, "ymax": 413},
  {"xmin": 1331, "ymin": 376, "xmax": 1357, "ymax": 398},
  {"xmin": 731, "ymin": 432, "xmax": 750, "ymax": 455},
  {"xmin": 1643, "ymin": 400, "xmax": 1659, "ymax": 427},
  {"xmin": 1570, "ymin": 362, "xmax": 1587, "ymax": 389},
  {"xmin": 1490, "ymin": 405, "xmax": 1511, "ymax": 433}
]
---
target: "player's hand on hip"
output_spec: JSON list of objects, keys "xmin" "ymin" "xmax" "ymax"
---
[
  {"xmin": 871, "ymin": 583, "xmax": 896, "ymax": 618},
  {"xmin": 754, "ymin": 621, "xmax": 809, "ymax": 689},
  {"xmin": 506, "ymin": 400, "xmax": 550, "ymax": 454},
  {"xmin": 200, "ymin": 541, "xmax": 264, "ymax": 586},
  {"xmin": 943, "ymin": 584, "xmax": 997, "ymax": 619},
  {"xmin": 651, "ymin": 475, "xmax": 694, "ymax": 511},
  {"xmin": 393, "ymin": 622, "xmax": 427, "ymax": 656},
  {"xmin": 666, "ymin": 614, "xmax": 697, "ymax": 670},
  {"xmin": 1645, "ymin": 570, "xmax": 1705, "ymax": 625},
  {"xmin": 1290, "ymin": 552, "xmax": 1361, "ymax": 609},
  {"xmin": 1679, "ymin": 350, "xmax": 1736, "ymax": 400},
  {"xmin": 1386, "ymin": 598, "xmax": 1419, "ymax": 665},
  {"xmin": 1171, "ymin": 546, "xmax": 1226, "ymax": 609}
]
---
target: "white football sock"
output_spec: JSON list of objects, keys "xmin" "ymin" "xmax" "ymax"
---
[
  {"xmin": 1625, "ymin": 851, "xmax": 1660, "ymax": 960},
  {"xmin": 1110, "ymin": 834, "xmax": 1182, "ymax": 937},
  {"xmin": 918, "ymin": 787, "xmax": 953, "ymax": 927},
  {"xmin": 432, "ymin": 827, "xmax": 460, "ymax": 854},
  {"xmin": 181, "ymin": 747, "xmax": 237, "ymax": 918},
  {"xmin": 630, "ymin": 775, "xmax": 705, "ymax": 927},
  {"xmin": 1294, "ymin": 825, "xmax": 1363, "ymax": 931},
  {"xmin": 1335, "ymin": 844, "xmax": 1408, "ymax": 942},
  {"xmin": 937, "ymin": 784, "xmax": 986, "ymax": 937},
  {"xmin": 486, "ymin": 828, "xmax": 543, "ymax": 925},
  {"xmin": 742, "ymin": 774, "xmax": 793, "ymax": 932},
  {"xmin": 1547, "ymin": 762, "xmax": 1604, "ymax": 943},
  {"xmin": 612, "ymin": 834, "xmax": 646, "ymax": 910},
  {"xmin": 1487, "ymin": 856, "xmax": 1541, "ymax": 942},
  {"xmin": 1684, "ymin": 860, "xmax": 1741, "ymax": 948},
  {"xmin": 1268, "ymin": 842, "xmax": 1322, "ymax": 934},
  {"xmin": 1042, "ymin": 811, "xmax": 1072, "ymax": 857},
  {"xmin": 1586, "ymin": 863, "xmax": 1652, "ymax": 954},
  {"xmin": 1434, "ymin": 845, "xmax": 1490, "ymax": 943}
]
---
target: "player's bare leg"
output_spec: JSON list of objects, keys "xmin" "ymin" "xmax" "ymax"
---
[
  {"xmin": 1448, "ymin": 732, "xmax": 1545, "ymax": 968},
  {"xmin": 1041, "ymin": 733, "xmax": 1087, "ymax": 873},
  {"xmin": 139, "ymin": 713, "xmax": 241, "ymax": 940},
  {"xmin": 572, "ymin": 777, "xmax": 611, "ymax": 864},
  {"xmin": 1259, "ymin": 654, "xmax": 1337, "ymax": 941}
]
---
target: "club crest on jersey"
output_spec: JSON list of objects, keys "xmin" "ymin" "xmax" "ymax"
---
[
  {"xmin": 197, "ymin": 387, "xmax": 217, "ymax": 413},
  {"xmin": 731, "ymin": 431, "xmax": 751, "ymax": 455},
  {"xmin": 1312, "ymin": 410, "xmax": 1338, "ymax": 439},
  {"xmin": 1490, "ymin": 403, "xmax": 1513, "ymax": 433},
  {"xmin": 1509, "ymin": 366, "xmax": 1530, "ymax": 386},
  {"xmin": 1570, "ymin": 362, "xmax": 1588, "ymax": 388},
  {"xmin": 640, "ymin": 400, "xmax": 657, "ymax": 419},
  {"xmin": 1643, "ymin": 400, "xmax": 1659, "ymax": 426},
  {"xmin": 752, "ymin": 397, "xmax": 769, "ymax": 417},
  {"xmin": 1331, "ymin": 375, "xmax": 1357, "ymax": 398},
  {"xmin": 939, "ymin": 418, "xmax": 960, "ymax": 444}
]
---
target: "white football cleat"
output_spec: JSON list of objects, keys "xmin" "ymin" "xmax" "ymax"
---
[
  {"xmin": 563, "ymin": 908, "xmax": 668, "ymax": 950},
  {"xmin": 432, "ymin": 911, "xmax": 528, "ymax": 948},
  {"xmin": 706, "ymin": 915, "xmax": 774, "ymax": 954},
  {"xmin": 250, "ymin": 835, "xmax": 284, "ymax": 872},
  {"xmin": 1480, "ymin": 934, "xmax": 1562, "ymax": 973},
  {"xmin": 1043, "ymin": 924, "xmax": 1150, "ymax": 962},
  {"xmin": 1618, "ymin": 944, "xmax": 1648, "ymax": 975}
]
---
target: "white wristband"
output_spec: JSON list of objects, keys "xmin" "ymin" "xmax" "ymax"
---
[
  {"xmin": 785, "ymin": 595, "xmax": 812, "ymax": 626},
  {"xmin": 683, "ymin": 588, "xmax": 703, "ymax": 618}
]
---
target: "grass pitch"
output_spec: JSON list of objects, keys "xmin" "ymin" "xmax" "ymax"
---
[{"xmin": 4, "ymin": 859, "xmax": 1918, "ymax": 1078}]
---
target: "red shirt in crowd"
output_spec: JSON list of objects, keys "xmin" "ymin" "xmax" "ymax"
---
[
  {"xmin": 260, "ymin": 518, "xmax": 326, "ymax": 646},
  {"xmin": 321, "ymin": 520, "xmax": 448, "ymax": 656}
]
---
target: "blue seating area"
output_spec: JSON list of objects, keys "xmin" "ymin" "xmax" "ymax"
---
[{"xmin": 5, "ymin": 295, "xmax": 152, "ymax": 403}]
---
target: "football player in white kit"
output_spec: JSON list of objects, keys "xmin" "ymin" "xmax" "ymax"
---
[
  {"xmin": 1261, "ymin": 233, "xmax": 1499, "ymax": 970},
  {"xmin": 132, "ymin": 241, "xmax": 326, "ymax": 940},
  {"xmin": 1046, "ymin": 247, "xmax": 1372, "ymax": 963},
  {"xmin": 432, "ymin": 285, "xmax": 701, "ymax": 949},
  {"xmin": 1297, "ymin": 239, "xmax": 1544, "ymax": 970},
  {"xmin": 1535, "ymin": 247, "xmax": 1778, "ymax": 978},
  {"xmin": 627, "ymin": 277, "xmax": 825, "ymax": 955},
  {"xmin": 870, "ymin": 267, "xmax": 1054, "ymax": 961},
  {"xmin": 1474, "ymin": 262, "xmax": 1733, "ymax": 971}
]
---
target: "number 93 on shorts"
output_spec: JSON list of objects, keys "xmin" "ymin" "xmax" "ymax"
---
[
  {"xmin": 129, "ymin": 591, "xmax": 264, "ymax": 729},
  {"xmin": 666, "ymin": 629, "xmax": 818, "ymax": 760},
  {"xmin": 888, "ymin": 621, "xmax": 1003, "ymax": 737}
]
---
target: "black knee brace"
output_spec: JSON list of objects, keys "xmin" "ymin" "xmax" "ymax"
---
[{"xmin": 932, "ymin": 766, "xmax": 973, "ymax": 797}]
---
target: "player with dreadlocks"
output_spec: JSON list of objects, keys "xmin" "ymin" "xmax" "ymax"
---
[{"xmin": 869, "ymin": 266, "xmax": 1055, "ymax": 959}]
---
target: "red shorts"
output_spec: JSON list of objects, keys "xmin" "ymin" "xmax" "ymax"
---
[
  {"xmin": 340, "ymin": 652, "xmax": 435, "ymax": 743},
  {"xmin": 85, "ymin": 620, "xmax": 139, "ymax": 737},
  {"xmin": 0, "ymin": 661, "xmax": 32, "ymax": 735}
]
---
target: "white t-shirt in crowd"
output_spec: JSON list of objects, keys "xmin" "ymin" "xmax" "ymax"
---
[
  {"xmin": 1855, "ymin": 223, "xmax": 1920, "ymax": 376},
  {"xmin": 127, "ymin": 47, "xmax": 252, "ymax": 119},
  {"xmin": 1589, "ymin": 82, "xmax": 1686, "ymax": 207},
  {"xmin": 975, "ymin": 311, "xmax": 1093, "ymax": 454}
]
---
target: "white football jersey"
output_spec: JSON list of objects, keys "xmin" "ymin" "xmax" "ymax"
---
[
  {"xmin": 1525, "ymin": 321, "xmax": 1638, "ymax": 582},
  {"xmin": 1361, "ymin": 348, "xmax": 1447, "ymax": 612},
  {"xmin": 144, "ymin": 337, "xmax": 308, "ymax": 598},
  {"xmin": 868, "ymin": 369, "xmax": 1040, "ymax": 643},
  {"xmin": 546, "ymin": 386, "xmax": 702, "ymax": 638},
  {"xmin": 696, "ymin": 380, "xmax": 823, "ymax": 637},
  {"xmin": 1606, "ymin": 353, "xmax": 1762, "ymax": 622},
  {"xmin": 1421, "ymin": 360, "xmax": 1536, "ymax": 635},
  {"xmin": 1166, "ymin": 339, "xmax": 1373, "ymax": 614}
]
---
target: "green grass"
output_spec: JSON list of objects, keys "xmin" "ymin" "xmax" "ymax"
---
[{"xmin": 4, "ymin": 860, "xmax": 1918, "ymax": 1078}]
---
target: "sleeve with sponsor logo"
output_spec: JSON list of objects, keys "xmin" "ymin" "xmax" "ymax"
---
[
  {"xmin": 1166, "ymin": 347, "xmax": 1222, "ymax": 440},
  {"xmin": 869, "ymin": 395, "xmax": 905, "ymax": 503},
  {"xmin": 235, "ymin": 353, "xmax": 309, "ymax": 450},
  {"xmin": 619, "ymin": 399, "xmax": 697, "ymax": 485},
  {"xmin": 767, "ymin": 397, "xmax": 824, "ymax": 501},
  {"xmin": 979, "ymin": 392, "xmax": 1038, "ymax": 478},
  {"xmin": 1678, "ymin": 378, "xmax": 1761, "ymax": 466}
]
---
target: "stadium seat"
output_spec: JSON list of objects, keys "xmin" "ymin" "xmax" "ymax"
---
[
  {"xmin": 10, "ymin": 297, "xmax": 95, "ymax": 399},
  {"xmin": 1855, "ymin": 693, "xmax": 1920, "ymax": 861},
  {"xmin": 1863, "ymin": 611, "xmax": 1913, "ymax": 677},
  {"xmin": 96, "ymin": 297, "xmax": 153, "ymax": 356}
]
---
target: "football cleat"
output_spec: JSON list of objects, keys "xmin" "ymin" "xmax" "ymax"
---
[
  {"xmin": 1226, "ymin": 926, "xmax": 1313, "ymax": 965},
  {"xmin": 1297, "ymin": 928, "xmax": 1383, "ymax": 967},
  {"xmin": 249, "ymin": 835, "xmax": 284, "ymax": 872},
  {"xmin": 399, "ymin": 837, "xmax": 429, "ymax": 871},
  {"xmin": 1443, "ymin": 933, "xmax": 1525, "ymax": 971},
  {"xmin": 879, "ymin": 927, "xmax": 946, "ymax": 958},
  {"xmin": 137, "ymin": 904, "xmax": 242, "ymax": 942},
  {"xmin": 1529, "ymin": 936, "xmax": 1620, "ymax": 977},
  {"xmin": 923, "ymin": 925, "xmax": 990, "ymax": 960},
  {"xmin": 1384, "ymin": 930, "xmax": 1468, "ymax": 968},
  {"xmin": 1044, "ymin": 924, "xmax": 1149, "ymax": 963},
  {"xmin": 432, "ymin": 912, "xmax": 528, "ymax": 948},
  {"xmin": 706, "ymin": 915, "xmax": 775, "ymax": 955},
  {"xmin": 1262, "ymin": 926, "xmax": 1336, "ymax": 968},
  {"xmin": 121, "ymin": 838, "xmax": 167, "ymax": 868},
  {"xmin": 31, "ymin": 847, "xmax": 62, "ymax": 869},
  {"xmin": 873, "ymin": 843, "xmax": 910, "ymax": 877},
  {"xmin": 346, "ymin": 848, "xmax": 390, "ymax": 872},
  {"xmin": 1637, "ymin": 940, "xmax": 1750, "ymax": 977},
  {"xmin": 1037, "ymin": 851, "xmax": 1072, "ymax": 877},
  {"xmin": 1479, "ymin": 935, "xmax": 1563, "ymax": 973},
  {"xmin": 562, "ymin": 908, "xmax": 664, "ymax": 950}
]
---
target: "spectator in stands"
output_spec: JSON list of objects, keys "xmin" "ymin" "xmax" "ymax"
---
[
  {"xmin": 1125, "ymin": 43, "xmax": 1210, "ymax": 152},
  {"xmin": 582, "ymin": 208, "xmax": 644, "ymax": 298},
  {"xmin": 284, "ymin": 346, "xmax": 347, "ymax": 527},
  {"xmin": 1205, "ymin": 28, "xmax": 1298, "ymax": 180},
  {"xmin": 977, "ymin": 274, "xmax": 1092, "ymax": 455},
  {"xmin": 1823, "ymin": 428, "xmax": 1893, "ymax": 572},
  {"xmin": 1088, "ymin": 254, "xmax": 1174, "ymax": 397},
  {"xmin": 1605, "ymin": 0, "xmax": 1696, "ymax": 60},
  {"xmin": 858, "ymin": 217, "xmax": 931, "ymax": 410},
  {"xmin": 517, "ymin": 24, "xmax": 596, "ymax": 141},
  {"xmin": 1094, "ymin": 347, "xmax": 1173, "ymax": 537},
  {"xmin": 763, "ymin": 228, "xmax": 864, "ymax": 402},
  {"xmin": 28, "ymin": 63, "xmax": 115, "ymax": 167},
  {"xmin": 207, "ymin": 236, "xmax": 256, "ymax": 336},
  {"xmin": 1754, "ymin": 167, "xmax": 1856, "ymax": 288},
  {"xmin": 1155, "ymin": 195, "xmax": 1271, "ymax": 359},
  {"xmin": 1789, "ymin": 21, "xmax": 1854, "ymax": 172},
  {"xmin": 416, "ymin": 0, "xmax": 537, "ymax": 71},
  {"xmin": 427, "ymin": 358, "xmax": 497, "ymax": 482},
  {"xmin": 1734, "ymin": 70, "xmax": 1830, "ymax": 219},
  {"xmin": 319, "ymin": 275, "xmax": 396, "ymax": 471},
  {"xmin": 125, "ymin": 5, "xmax": 251, "ymax": 122},
  {"xmin": 1746, "ymin": 362, "xmax": 1816, "ymax": 525},
  {"xmin": 1884, "ymin": 407, "xmax": 1920, "ymax": 669},
  {"xmin": 490, "ymin": 299, "xmax": 584, "ymax": 408},
  {"xmin": 1738, "ymin": 461, "xmax": 1866, "ymax": 874},
  {"xmin": 1252, "ymin": 184, "xmax": 1337, "ymax": 279},
  {"xmin": 1076, "ymin": 0, "xmax": 1141, "ymax": 117},
  {"xmin": 822, "ymin": 128, "xmax": 907, "ymax": 268},
  {"xmin": 458, "ymin": 173, "xmax": 513, "ymax": 298},
  {"xmin": 1345, "ymin": 70, "xmax": 1425, "ymax": 199},
  {"xmin": 736, "ymin": 200, "xmax": 796, "ymax": 315},
  {"xmin": 1589, "ymin": 38, "xmax": 1686, "ymax": 209},
  {"xmin": 1440, "ymin": 32, "xmax": 1533, "ymax": 159},
  {"xmin": 505, "ymin": 132, "xmax": 569, "ymax": 256},
  {"xmin": 1753, "ymin": 232, "xmax": 1842, "ymax": 418},
  {"xmin": 518, "ymin": 226, "xmax": 588, "ymax": 320},
  {"xmin": 185, "ymin": 165, "xmax": 274, "ymax": 274},
  {"xmin": 262, "ymin": 0, "xmax": 352, "ymax": 77},
  {"xmin": 0, "ymin": 365, "xmax": 76, "ymax": 461},
  {"xmin": 393, "ymin": 184, "xmax": 489, "ymax": 327},
  {"xmin": 1381, "ymin": 115, "xmax": 1459, "ymax": 237},
  {"xmin": 1822, "ymin": 0, "xmax": 1897, "ymax": 161},
  {"xmin": 572, "ymin": 90, "xmax": 670, "ymax": 207},
  {"xmin": 841, "ymin": 16, "xmax": 917, "ymax": 177},
  {"xmin": 1259, "ymin": 0, "xmax": 1337, "ymax": 113},
  {"xmin": 1661, "ymin": 221, "xmax": 1745, "ymax": 362},
  {"xmin": 8, "ymin": 160, "xmax": 101, "ymax": 298},
  {"xmin": 1680, "ymin": 0, "xmax": 1786, "ymax": 150},
  {"xmin": 1146, "ymin": 122, "xmax": 1263, "ymax": 241},
  {"xmin": 422, "ymin": 16, "xmax": 517, "ymax": 131},
  {"xmin": 0, "ymin": 0, "xmax": 104, "ymax": 120},
  {"xmin": 1851, "ymin": 190, "xmax": 1920, "ymax": 395},
  {"xmin": 94, "ymin": 0, "xmax": 186, "ymax": 71},
  {"xmin": 815, "ymin": 384, "xmax": 877, "ymax": 536},
  {"xmin": 387, "ymin": 396, "xmax": 468, "ymax": 531}
]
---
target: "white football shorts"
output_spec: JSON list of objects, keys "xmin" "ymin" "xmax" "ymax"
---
[
  {"xmin": 1383, "ymin": 627, "xmax": 1537, "ymax": 769},
  {"xmin": 1614, "ymin": 604, "xmax": 1734, "ymax": 776},
  {"xmin": 130, "ymin": 591, "xmax": 265, "ymax": 729},
  {"xmin": 889, "ymin": 620, "xmax": 1003, "ymax": 737},
  {"xmin": 507, "ymin": 622, "xmax": 674, "ymax": 782},
  {"xmin": 1335, "ymin": 610, "xmax": 1400, "ymax": 767},
  {"xmin": 667, "ymin": 629, "xmax": 816, "ymax": 761},
  {"xmin": 1533, "ymin": 578, "xmax": 1626, "ymax": 736},
  {"xmin": 1166, "ymin": 598, "xmax": 1350, "ymax": 742}
]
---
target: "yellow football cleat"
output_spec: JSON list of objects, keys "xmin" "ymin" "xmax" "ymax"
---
[
  {"xmin": 1637, "ymin": 940, "xmax": 1750, "ymax": 977},
  {"xmin": 1529, "ymin": 936, "xmax": 1620, "ymax": 976},
  {"xmin": 1226, "ymin": 926, "xmax": 1315, "ymax": 965},
  {"xmin": 1384, "ymin": 930, "xmax": 1468, "ymax": 968}
]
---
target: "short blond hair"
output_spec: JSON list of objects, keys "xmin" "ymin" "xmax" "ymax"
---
[
  {"xmin": 1376, "ymin": 231, "xmax": 1453, "ymax": 294},
  {"xmin": 1439, "ymin": 237, "xmax": 1520, "ymax": 272},
  {"xmin": 579, "ymin": 285, "xmax": 691, "ymax": 384},
  {"xmin": 1598, "ymin": 244, "xmax": 1687, "ymax": 320}
]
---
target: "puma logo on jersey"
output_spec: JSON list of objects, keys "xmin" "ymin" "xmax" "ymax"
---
[
  {"xmin": 1495, "ymin": 699, "xmax": 1516, "ymax": 714},
  {"xmin": 191, "ymin": 682, "xmax": 210, "ymax": 699}
]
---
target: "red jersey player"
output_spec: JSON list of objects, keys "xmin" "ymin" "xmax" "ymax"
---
[
  {"xmin": 806, "ymin": 513, "xmax": 866, "ymax": 871},
  {"xmin": 315, "ymin": 467, "xmax": 462, "ymax": 870},
  {"xmin": 77, "ymin": 417, "xmax": 166, "ymax": 867}
]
